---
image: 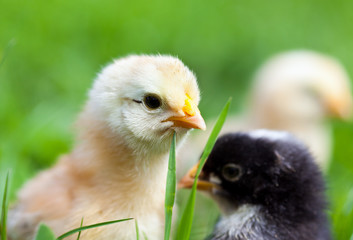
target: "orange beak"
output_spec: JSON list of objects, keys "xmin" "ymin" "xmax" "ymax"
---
[
  {"xmin": 178, "ymin": 162, "xmax": 215, "ymax": 191},
  {"xmin": 166, "ymin": 113, "xmax": 206, "ymax": 130},
  {"xmin": 164, "ymin": 94, "xmax": 206, "ymax": 130},
  {"xmin": 325, "ymin": 93, "xmax": 352, "ymax": 120}
]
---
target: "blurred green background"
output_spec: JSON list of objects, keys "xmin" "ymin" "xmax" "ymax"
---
[{"xmin": 1, "ymin": 0, "xmax": 353, "ymax": 239}]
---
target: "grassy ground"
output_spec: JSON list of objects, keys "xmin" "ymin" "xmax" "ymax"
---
[{"xmin": 1, "ymin": 0, "xmax": 353, "ymax": 239}]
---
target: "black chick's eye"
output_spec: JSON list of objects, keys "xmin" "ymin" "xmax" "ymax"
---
[
  {"xmin": 143, "ymin": 94, "xmax": 162, "ymax": 109},
  {"xmin": 222, "ymin": 163, "xmax": 242, "ymax": 182}
]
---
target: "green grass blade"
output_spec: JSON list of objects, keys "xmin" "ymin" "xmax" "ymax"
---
[
  {"xmin": 143, "ymin": 231, "xmax": 149, "ymax": 240},
  {"xmin": 135, "ymin": 219, "xmax": 139, "ymax": 240},
  {"xmin": 1, "ymin": 171, "xmax": 10, "ymax": 240},
  {"xmin": 34, "ymin": 224, "xmax": 56, "ymax": 240},
  {"xmin": 196, "ymin": 98, "xmax": 232, "ymax": 178},
  {"xmin": 176, "ymin": 98, "xmax": 231, "ymax": 240},
  {"xmin": 56, "ymin": 218, "xmax": 133, "ymax": 240},
  {"xmin": 164, "ymin": 132, "xmax": 177, "ymax": 240},
  {"xmin": 76, "ymin": 218, "xmax": 84, "ymax": 240}
]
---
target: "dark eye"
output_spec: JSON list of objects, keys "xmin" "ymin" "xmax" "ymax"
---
[
  {"xmin": 143, "ymin": 94, "xmax": 162, "ymax": 109},
  {"xmin": 222, "ymin": 163, "xmax": 242, "ymax": 182}
]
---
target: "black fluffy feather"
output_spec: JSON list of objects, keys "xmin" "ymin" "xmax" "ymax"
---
[{"xmin": 200, "ymin": 131, "xmax": 331, "ymax": 240}]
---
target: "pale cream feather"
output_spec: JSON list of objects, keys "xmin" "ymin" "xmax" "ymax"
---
[{"xmin": 8, "ymin": 54, "xmax": 203, "ymax": 240}]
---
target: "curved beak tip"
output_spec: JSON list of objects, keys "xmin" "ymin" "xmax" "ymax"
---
[
  {"xmin": 165, "ymin": 111, "xmax": 206, "ymax": 130},
  {"xmin": 329, "ymin": 102, "xmax": 353, "ymax": 120},
  {"xmin": 326, "ymin": 94, "xmax": 353, "ymax": 121},
  {"xmin": 178, "ymin": 163, "xmax": 215, "ymax": 191},
  {"xmin": 178, "ymin": 163, "xmax": 198, "ymax": 189},
  {"xmin": 198, "ymin": 117, "xmax": 207, "ymax": 131}
]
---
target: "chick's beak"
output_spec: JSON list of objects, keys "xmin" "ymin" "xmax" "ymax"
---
[
  {"xmin": 325, "ymin": 93, "xmax": 352, "ymax": 120},
  {"xmin": 165, "ymin": 95, "xmax": 206, "ymax": 130},
  {"xmin": 178, "ymin": 163, "xmax": 215, "ymax": 191}
]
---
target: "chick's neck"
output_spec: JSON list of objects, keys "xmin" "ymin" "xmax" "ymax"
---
[{"xmin": 68, "ymin": 106, "xmax": 169, "ymax": 197}]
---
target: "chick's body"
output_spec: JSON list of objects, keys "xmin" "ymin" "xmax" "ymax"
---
[
  {"xmin": 180, "ymin": 130, "xmax": 331, "ymax": 240},
  {"xmin": 8, "ymin": 55, "xmax": 205, "ymax": 240}
]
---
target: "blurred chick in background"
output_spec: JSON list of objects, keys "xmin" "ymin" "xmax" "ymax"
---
[
  {"xmin": 180, "ymin": 50, "xmax": 352, "ymax": 173},
  {"xmin": 8, "ymin": 55, "xmax": 206, "ymax": 240},
  {"xmin": 180, "ymin": 130, "xmax": 331, "ymax": 240}
]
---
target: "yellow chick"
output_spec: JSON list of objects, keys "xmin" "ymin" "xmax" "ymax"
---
[
  {"xmin": 179, "ymin": 50, "xmax": 352, "ymax": 174},
  {"xmin": 8, "ymin": 55, "xmax": 206, "ymax": 240}
]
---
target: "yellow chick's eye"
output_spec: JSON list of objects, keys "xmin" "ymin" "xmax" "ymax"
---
[{"xmin": 183, "ymin": 94, "xmax": 197, "ymax": 116}]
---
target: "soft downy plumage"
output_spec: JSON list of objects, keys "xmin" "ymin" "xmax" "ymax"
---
[
  {"xmin": 8, "ymin": 55, "xmax": 206, "ymax": 240},
  {"xmin": 180, "ymin": 130, "xmax": 331, "ymax": 240}
]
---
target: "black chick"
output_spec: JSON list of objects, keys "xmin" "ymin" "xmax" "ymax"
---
[{"xmin": 179, "ymin": 130, "xmax": 331, "ymax": 240}]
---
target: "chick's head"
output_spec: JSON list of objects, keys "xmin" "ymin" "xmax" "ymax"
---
[
  {"xmin": 179, "ymin": 130, "xmax": 325, "ymax": 215},
  {"xmin": 251, "ymin": 51, "xmax": 352, "ymax": 124},
  {"xmin": 88, "ymin": 55, "xmax": 205, "ymax": 155}
]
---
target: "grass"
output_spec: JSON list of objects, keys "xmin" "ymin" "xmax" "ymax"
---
[
  {"xmin": 56, "ymin": 218, "xmax": 134, "ymax": 240},
  {"xmin": 176, "ymin": 99, "xmax": 231, "ymax": 240},
  {"xmin": 76, "ymin": 218, "xmax": 84, "ymax": 240},
  {"xmin": 34, "ymin": 224, "xmax": 56, "ymax": 240},
  {"xmin": 164, "ymin": 132, "xmax": 177, "ymax": 240},
  {"xmin": 0, "ymin": 172, "xmax": 9, "ymax": 240},
  {"xmin": 135, "ymin": 219, "xmax": 139, "ymax": 240}
]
